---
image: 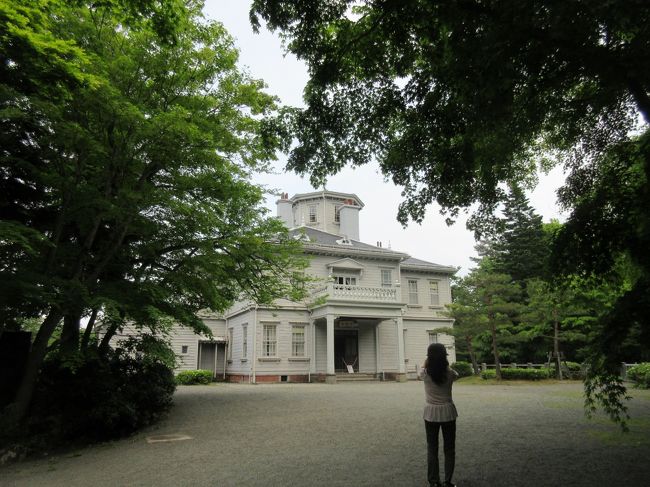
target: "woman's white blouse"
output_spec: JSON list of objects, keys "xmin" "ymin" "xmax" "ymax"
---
[{"xmin": 417, "ymin": 367, "xmax": 459, "ymax": 422}]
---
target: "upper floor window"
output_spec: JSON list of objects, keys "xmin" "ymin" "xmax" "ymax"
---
[
  {"xmin": 334, "ymin": 205, "xmax": 341, "ymax": 222},
  {"xmin": 408, "ymin": 280, "xmax": 419, "ymax": 304},
  {"xmin": 334, "ymin": 275, "xmax": 357, "ymax": 286},
  {"xmin": 381, "ymin": 269, "xmax": 392, "ymax": 287},
  {"xmin": 262, "ymin": 324, "xmax": 277, "ymax": 357},
  {"xmin": 308, "ymin": 205, "xmax": 317, "ymax": 223},
  {"xmin": 292, "ymin": 325, "xmax": 305, "ymax": 357},
  {"xmin": 428, "ymin": 332, "xmax": 438, "ymax": 344},
  {"xmin": 242, "ymin": 324, "xmax": 248, "ymax": 358},
  {"xmin": 429, "ymin": 280, "xmax": 440, "ymax": 306},
  {"xmin": 227, "ymin": 328, "xmax": 233, "ymax": 360}
]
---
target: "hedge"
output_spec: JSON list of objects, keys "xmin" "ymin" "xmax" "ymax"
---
[
  {"xmin": 176, "ymin": 369, "xmax": 214, "ymax": 385},
  {"xmin": 451, "ymin": 361, "xmax": 474, "ymax": 377},
  {"xmin": 627, "ymin": 363, "xmax": 650, "ymax": 389},
  {"xmin": 481, "ymin": 367, "xmax": 551, "ymax": 381}
]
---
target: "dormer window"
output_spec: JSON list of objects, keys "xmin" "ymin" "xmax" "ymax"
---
[
  {"xmin": 308, "ymin": 205, "xmax": 317, "ymax": 223},
  {"xmin": 293, "ymin": 233, "xmax": 311, "ymax": 242},
  {"xmin": 334, "ymin": 275, "xmax": 357, "ymax": 286}
]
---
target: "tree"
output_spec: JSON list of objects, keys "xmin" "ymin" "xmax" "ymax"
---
[
  {"xmin": 445, "ymin": 277, "xmax": 487, "ymax": 374},
  {"xmin": 1, "ymin": 1, "xmax": 305, "ymax": 425},
  {"xmin": 251, "ymin": 0, "xmax": 650, "ymax": 424},
  {"xmin": 491, "ymin": 186, "xmax": 549, "ymax": 284},
  {"xmin": 456, "ymin": 262, "xmax": 521, "ymax": 379},
  {"xmin": 251, "ymin": 0, "xmax": 649, "ymax": 223}
]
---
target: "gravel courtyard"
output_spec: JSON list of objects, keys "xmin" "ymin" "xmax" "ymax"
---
[{"xmin": 2, "ymin": 380, "xmax": 650, "ymax": 487}]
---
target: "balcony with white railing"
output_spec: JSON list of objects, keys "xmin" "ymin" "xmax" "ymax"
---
[{"xmin": 311, "ymin": 282, "xmax": 399, "ymax": 304}]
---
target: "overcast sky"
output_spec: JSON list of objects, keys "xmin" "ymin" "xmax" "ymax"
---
[{"xmin": 204, "ymin": 1, "xmax": 567, "ymax": 276}]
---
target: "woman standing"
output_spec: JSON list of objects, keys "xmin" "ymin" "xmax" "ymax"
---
[{"xmin": 418, "ymin": 343, "xmax": 459, "ymax": 487}]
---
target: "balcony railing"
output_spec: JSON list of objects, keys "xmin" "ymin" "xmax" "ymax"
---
[{"xmin": 311, "ymin": 282, "xmax": 399, "ymax": 303}]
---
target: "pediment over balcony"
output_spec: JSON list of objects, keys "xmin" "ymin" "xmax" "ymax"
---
[{"xmin": 327, "ymin": 258, "xmax": 365, "ymax": 274}]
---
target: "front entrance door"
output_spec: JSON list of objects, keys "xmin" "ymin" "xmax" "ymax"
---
[
  {"xmin": 198, "ymin": 342, "xmax": 217, "ymax": 377},
  {"xmin": 334, "ymin": 330, "xmax": 358, "ymax": 372}
]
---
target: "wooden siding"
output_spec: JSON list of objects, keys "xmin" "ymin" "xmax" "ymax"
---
[
  {"xmin": 358, "ymin": 325, "xmax": 377, "ymax": 373},
  {"xmin": 401, "ymin": 273, "xmax": 452, "ymax": 320},
  {"xmin": 306, "ymin": 254, "xmax": 400, "ymax": 289},
  {"xmin": 403, "ymin": 319, "xmax": 457, "ymax": 366},
  {"xmin": 226, "ymin": 312, "xmax": 251, "ymax": 375},
  {"xmin": 315, "ymin": 323, "xmax": 327, "ymax": 373},
  {"xmin": 253, "ymin": 309, "xmax": 313, "ymax": 375},
  {"xmin": 377, "ymin": 319, "xmax": 399, "ymax": 372}
]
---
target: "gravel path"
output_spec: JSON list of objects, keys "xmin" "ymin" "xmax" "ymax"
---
[{"xmin": 2, "ymin": 380, "xmax": 649, "ymax": 487}]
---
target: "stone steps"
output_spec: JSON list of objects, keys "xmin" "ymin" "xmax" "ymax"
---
[{"xmin": 335, "ymin": 373, "xmax": 380, "ymax": 382}]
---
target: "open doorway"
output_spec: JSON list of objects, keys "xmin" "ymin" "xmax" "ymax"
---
[
  {"xmin": 334, "ymin": 329, "xmax": 358, "ymax": 372},
  {"xmin": 198, "ymin": 342, "xmax": 216, "ymax": 378}
]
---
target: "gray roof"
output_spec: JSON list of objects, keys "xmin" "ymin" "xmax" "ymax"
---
[
  {"xmin": 401, "ymin": 256, "xmax": 457, "ymax": 274},
  {"xmin": 289, "ymin": 227, "xmax": 406, "ymax": 258},
  {"xmin": 289, "ymin": 227, "xmax": 456, "ymax": 274}
]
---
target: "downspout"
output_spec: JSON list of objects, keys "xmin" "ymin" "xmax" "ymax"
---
[
  {"xmin": 251, "ymin": 304, "xmax": 258, "ymax": 384},
  {"xmin": 223, "ymin": 316, "xmax": 228, "ymax": 380}
]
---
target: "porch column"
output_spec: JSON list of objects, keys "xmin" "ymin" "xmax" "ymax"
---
[
  {"xmin": 310, "ymin": 319, "xmax": 316, "ymax": 376},
  {"xmin": 396, "ymin": 316, "xmax": 407, "ymax": 381},
  {"xmin": 326, "ymin": 314, "xmax": 336, "ymax": 383}
]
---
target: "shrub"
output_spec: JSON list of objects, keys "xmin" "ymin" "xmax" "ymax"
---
[
  {"xmin": 28, "ymin": 348, "xmax": 176, "ymax": 443},
  {"xmin": 175, "ymin": 369, "xmax": 214, "ymax": 385},
  {"xmin": 627, "ymin": 363, "xmax": 650, "ymax": 389},
  {"xmin": 451, "ymin": 361, "xmax": 474, "ymax": 377},
  {"xmin": 481, "ymin": 367, "xmax": 551, "ymax": 381}
]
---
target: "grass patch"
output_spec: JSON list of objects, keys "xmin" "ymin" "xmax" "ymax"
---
[
  {"xmin": 456, "ymin": 376, "xmax": 581, "ymax": 386},
  {"xmin": 587, "ymin": 417, "xmax": 650, "ymax": 446}
]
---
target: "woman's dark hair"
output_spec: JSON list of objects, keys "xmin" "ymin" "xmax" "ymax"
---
[{"xmin": 426, "ymin": 343, "xmax": 449, "ymax": 385}]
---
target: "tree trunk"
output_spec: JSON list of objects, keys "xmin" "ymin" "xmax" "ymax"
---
[
  {"xmin": 466, "ymin": 336, "xmax": 480, "ymax": 375},
  {"xmin": 99, "ymin": 321, "xmax": 120, "ymax": 353},
  {"xmin": 489, "ymin": 315, "xmax": 502, "ymax": 380},
  {"xmin": 4, "ymin": 310, "xmax": 62, "ymax": 425},
  {"xmin": 80, "ymin": 308, "xmax": 99, "ymax": 350},
  {"xmin": 553, "ymin": 307, "xmax": 563, "ymax": 380},
  {"xmin": 60, "ymin": 313, "xmax": 81, "ymax": 356}
]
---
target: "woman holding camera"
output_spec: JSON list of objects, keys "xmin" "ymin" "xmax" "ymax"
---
[{"xmin": 418, "ymin": 343, "xmax": 459, "ymax": 487}]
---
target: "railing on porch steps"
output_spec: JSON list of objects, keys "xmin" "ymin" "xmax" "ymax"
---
[{"xmin": 336, "ymin": 373, "xmax": 379, "ymax": 382}]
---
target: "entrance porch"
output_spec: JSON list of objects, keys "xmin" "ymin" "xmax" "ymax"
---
[{"xmin": 310, "ymin": 313, "xmax": 407, "ymax": 383}]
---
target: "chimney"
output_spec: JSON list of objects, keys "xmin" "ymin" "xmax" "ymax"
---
[
  {"xmin": 339, "ymin": 203, "xmax": 361, "ymax": 240},
  {"xmin": 276, "ymin": 192, "xmax": 293, "ymax": 228}
]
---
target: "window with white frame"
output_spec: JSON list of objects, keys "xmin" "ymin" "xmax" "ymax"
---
[
  {"xmin": 334, "ymin": 275, "xmax": 357, "ymax": 286},
  {"xmin": 227, "ymin": 328, "xmax": 233, "ymax": 360},
  {"xmin": 334, "ymin": 205, "xmax": 341, "ymax": 222},
  {"xmin": 408, "ymin": 279, "xmax": 419, "ymax": 304},
  {"xmin": 242, "ymin": 324, "xmax": 247, "ymax": 358},
  {"xmin": 262, "ymin": 324, "xmax": 277, "ymax": 357},
  {"xmin": 429, "ymin": 280, "xmax": 440, "ymax": 305},
  {"xmin": 381, "ymin": 269, "xmax": 392, "ymax": 287},
  {"xmin": 308, "ymin": 205, "xmax": 317, "ymax": 223},
  {"xmin": 292, "ymin": 325, "xmax": 305, "ymax": 356}
]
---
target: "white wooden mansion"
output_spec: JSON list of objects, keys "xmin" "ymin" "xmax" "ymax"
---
[{"xmin": 118, "ymin": 190, "xmax": 457, "ymax": 383}]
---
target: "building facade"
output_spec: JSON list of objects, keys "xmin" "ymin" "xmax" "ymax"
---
[{"xmin": 113, "ymin": 190, "xmax": 457, "ymax": 383}]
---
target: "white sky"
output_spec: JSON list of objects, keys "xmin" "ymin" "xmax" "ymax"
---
[{"xmin": 204, "ymin": 1, "xmax": 568, "ymax": 276}]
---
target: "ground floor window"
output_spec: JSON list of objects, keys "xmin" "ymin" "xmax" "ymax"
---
[
  {"xmin": 227, "ymin": 328, "xmax": 233, "ymax": 360},
  {"xmin": 262, "ymin": 324, "xmax": 277, "ymax": 357},
  {"xmin": 292, "ymin": 325, "xmax": 305, "ymax": 356}
]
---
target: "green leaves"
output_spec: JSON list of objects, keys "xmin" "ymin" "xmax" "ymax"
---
[{"xmin": 1, "ymin": 1, "xmax": 304, "ymax": 349}]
